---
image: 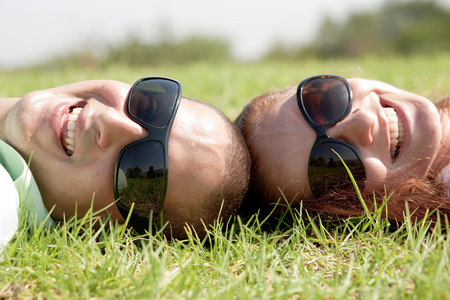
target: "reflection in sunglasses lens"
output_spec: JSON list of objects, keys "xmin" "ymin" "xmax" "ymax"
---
[
  {"xmin": 129, "ymin": 79, "xmax": 179, "ymax": 128},
  {"xmin": 302, "ymin": 78, "xmax": 350, "ymax": 126},
  {"xmin": 116, "ymin": 141, "xmax": 166, "ymax": 214},
  {"xmin": 309, "ymin": 141, "xmax": 365, "ymax": 197}
]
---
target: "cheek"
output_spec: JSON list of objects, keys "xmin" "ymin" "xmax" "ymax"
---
[
  {"xmin": 362, "ymin": 156, "xmax": 426, "ymax": 193},
  {"xmin": 260, "ymin": 145, "xmax": 312, "ymax": 201},
  {"xmin": 32, "ymin": 158, "xmax": 116, "ymax": 220},
  {"xmin": 362, "ymin": 157, "xmax": 389, "ymax": 192}
]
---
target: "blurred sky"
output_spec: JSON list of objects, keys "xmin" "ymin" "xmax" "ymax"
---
[{"xmin": 1, "ymin": 0, "xmax": 449, "ymax": 69}]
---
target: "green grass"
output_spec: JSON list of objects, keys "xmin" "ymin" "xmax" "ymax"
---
[{"xmin": 1, "ymin": 54, "xmax": 450, "ymax": 299}]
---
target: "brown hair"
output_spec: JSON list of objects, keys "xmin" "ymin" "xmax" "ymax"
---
[
  {"xmin": 235, "ymin": 89, "xmax": 450, "ymax": 225},
  {"xmin": 234, "ymin": 91, "xmax": 284, "ymax": 217}
]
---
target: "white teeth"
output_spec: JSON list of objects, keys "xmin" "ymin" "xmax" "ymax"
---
[
  {"xmin": 72, "ymin": 107, "xmax": 82, "ymax": 115},
  {"xmin": 65, "ymin": 137, "xmax": 74, "ymax": 145},
  {"xmin": 66, "ymin": 110, "xmax": 80, "ymax": 132},
  {"xmin": 67, "ymin": 120, "xmax": 76, "ymax": 131},
  {"xmin": 68, "ymin": 113, "xmax": 78, "ymax": 121},
  {"xmin": 384, "ymin": 107, "xmax": 404, "ymax": 159},
  {"xmin": 63, "ymin": 107, "xmax": 83, "ymax": 155}
]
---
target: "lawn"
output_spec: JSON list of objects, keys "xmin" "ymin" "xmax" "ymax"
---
[{"xmin": 1, "ymin": 54, "xmax": 450, "ymax": 299}]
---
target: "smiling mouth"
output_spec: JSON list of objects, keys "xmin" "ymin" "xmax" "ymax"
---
[
  {"xmin": 60, "ymin": 105, "xmax": 85, "ymax": 156},
  {"xmin": 384, "ymin": 106, "xmax": 404, "ymax": 159}
]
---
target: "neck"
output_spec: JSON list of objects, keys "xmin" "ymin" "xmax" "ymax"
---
[{"xmin": 0, "ymin": 98, "xmax": 20, "ymax": 141}]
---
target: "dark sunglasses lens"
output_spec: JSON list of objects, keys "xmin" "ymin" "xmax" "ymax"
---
[
  {"xmin": 309, "ymin": 141, "xmax": 365, "ymax": 197},
  {"xmin": 128, "ymin": 79, "xmax": 180, "ymax": 128},
  {"xmin": 116, "ymin": 141, "xmax": 166, "ymax": 214},
  {"xmin": 302, "ymin": 77, "xmax": 350, "ymax": 126}
]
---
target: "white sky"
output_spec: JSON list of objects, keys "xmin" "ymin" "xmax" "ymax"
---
[{"xmin": 0, "ymin": 0, "xmax": 448, "ymax": 69}]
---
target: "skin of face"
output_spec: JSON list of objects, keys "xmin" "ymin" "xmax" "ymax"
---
[
  {"xmin": 252, "ymin": 78, "xmax": 442, "ymax": 202},
  {"xmin": 0, "ymin": 80, "xmax": 229, "ymax": 222}
]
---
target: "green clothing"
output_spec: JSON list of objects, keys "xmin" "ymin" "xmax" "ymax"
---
[{"xmin": 0, "ymin": 139, "xmax": 54, "ymax": 248}]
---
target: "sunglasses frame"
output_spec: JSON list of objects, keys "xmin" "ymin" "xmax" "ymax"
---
[
  {"xmin": 114, "ymin": 77, "xmax": 182, "ymax": 230},
  {"xmin": 296, "ymin": 74, "xmax": 365, "ymax": 198}
]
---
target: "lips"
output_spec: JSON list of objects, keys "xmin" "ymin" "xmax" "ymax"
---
[{"xmin": 60, "ymin": 104, "xmax": 86, "ymax": 156}]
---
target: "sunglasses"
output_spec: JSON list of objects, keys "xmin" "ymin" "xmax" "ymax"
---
[
  {"xmin": 296, "ymin": 74, "xmax": 365, "ymax": 198},
  {"xmin": 114, "ymin": 77, "xmax": 182, "ymax": 231}
]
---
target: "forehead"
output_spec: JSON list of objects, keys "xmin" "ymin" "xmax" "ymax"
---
[
  {"xmin": 170, "ymin": 98, "xmax": 227, "ymax": 140},
  {"xmin": 166, "ymin": 97, "xmax": 229, "ymax": 203},
  {"xmin": 251, "ymin": 87, "xmax": 316, "ymax": 200}
]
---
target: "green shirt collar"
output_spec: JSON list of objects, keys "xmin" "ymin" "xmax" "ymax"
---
[{"xmin": 0, "ymin": 139, "xmax": 54, "ymax": 231}]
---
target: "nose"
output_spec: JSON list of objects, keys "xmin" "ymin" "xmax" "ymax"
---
[
  {"xmin": 326, "ymin": 107, "xmax": 375, "ymax": 147},
  {"xmin": 96, "ymin": 107, "xmax": 148, "ymax": 149}
]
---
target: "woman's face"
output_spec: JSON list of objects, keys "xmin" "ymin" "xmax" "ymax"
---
[
  {"xmin": 252, "ymin": 78, "xmax": 442, "ymax": 201},
  {"xmin": 3, "ymin": 80, "xmax": 227, "ymax": 222}
]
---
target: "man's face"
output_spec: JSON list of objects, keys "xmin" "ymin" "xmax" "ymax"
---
[
  {"xmin": 250, "ymin": 78, "xmax": 442, "ymax": 201},
  {"xmin": 3, "ymin": 80, "xmax": 229, "ymax": 221}
]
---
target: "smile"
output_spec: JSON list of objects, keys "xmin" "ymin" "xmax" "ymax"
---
[
  {"xmin": 60, "ymin": 106, "xmax": 83, "ymax": 156},
  {"xmin": 384, "ymin": 106, "xmax": 404, "ymax": 159}
]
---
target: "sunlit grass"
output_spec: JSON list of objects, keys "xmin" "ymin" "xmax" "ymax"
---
[
  {"xmin": 2, "ymin": 197, "xmax": 449, "ymax": 299},
  {"xmin": 1, "ymin": 54, "xmax": 450, "ymax": 299}
]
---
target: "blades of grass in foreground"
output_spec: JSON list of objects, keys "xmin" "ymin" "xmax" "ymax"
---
[{"xmin": 2, "ymin": 57, "xmax": 450, "ymax": 299}]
